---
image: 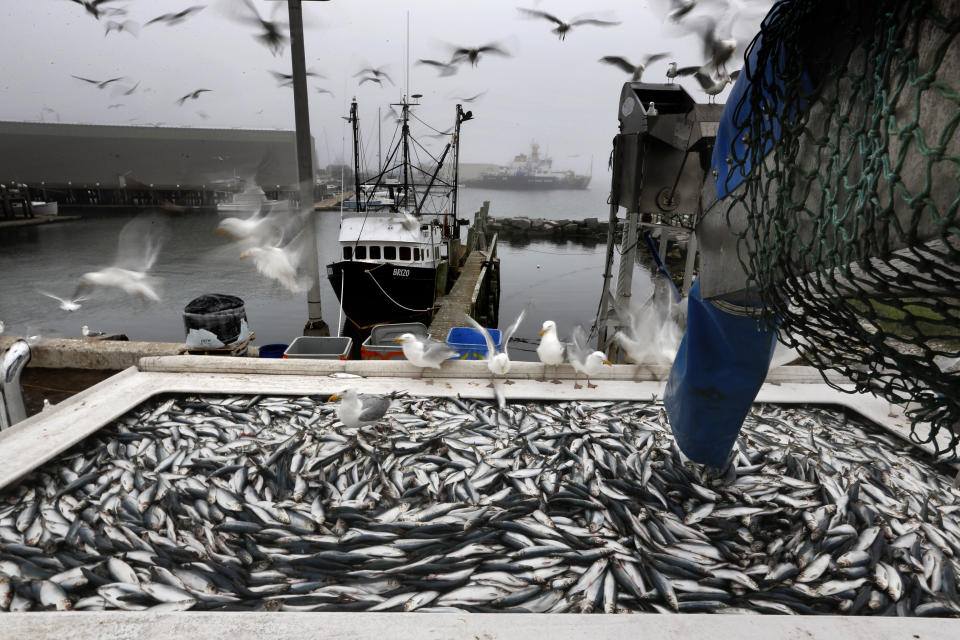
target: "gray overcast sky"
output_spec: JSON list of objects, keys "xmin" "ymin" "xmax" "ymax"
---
[{"xmin": 2, "ymin": 0, "xmax": 771, "ymax": 174}]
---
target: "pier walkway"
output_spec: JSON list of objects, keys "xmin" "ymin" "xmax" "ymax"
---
[
  {"xmin": 0, "ymin": 214, "xmax": 80, "ymax": 230},
  {"xmin": 429, "ymin": 243, "xmax": 495, "ymax": 340}
]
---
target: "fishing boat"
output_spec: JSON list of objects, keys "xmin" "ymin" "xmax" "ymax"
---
[{"xmin": 326, "ymin": 96, "xmax": 472, "ymax": 329}]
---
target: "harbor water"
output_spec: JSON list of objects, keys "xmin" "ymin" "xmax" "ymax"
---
[{"xmin": 0, "ymin": 185, "xmax": 652, "ymax": 360}]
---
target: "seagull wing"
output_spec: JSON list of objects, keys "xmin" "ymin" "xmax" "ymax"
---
[
  {"xmin": 729, "ymin": 68, "xmax": 741, "ymax": 81},
  {"xmin": 422, "ymin": 340, "xmax": 457, "ymax": 363},
  {"xmin": 38, "ymin": 290, "xmax": 66, "ymax": 305},
  {"xmin": 72, "ymin": 75, "xmax": 100, "ymax": 84},
  {"xmin": 501, "ymin": 305, "xmax": 529, "ymax": 357},
  {"xmin": 676, "ymin": 65, "xmax": 701, "ymax": 76},
  {"xmin": 377, "ymin": 70, "xmax": 394, "ymax": 85},
  {"xmin": 358, "ymin": 76, "xmax": 382, "ymax": 86},
  {"xmin": 478, "ymin": 44, "xmax": 510, "ymax": 57},
  {"xmin": 113, "ymin": 213, "xmax": 170, "ymax": 272},
  {"xmin": 598, "ymin": 56, "xmax": 636, "ymax": 74},
  {"xmin": 570, "ymin": 18, "xmax": 621, "ymax": 27},
  {"xmin": 463, "ymin": 314, "xmax": 496, "ymax": 360},
  {"xmin": 643, "ymin": 52, "xmax": 671, "ymax": 66},
  {"xmin": 357, "ymin": 394, "xmax": 391, "ymax": 422},
  {"xmin": 569, "ymin": 324, "xmax": 591, "ymax": 365},
  {"xmin": 517, "ymin": 8, "xmax": 565, "ymax": 26},
  {"xmin": 693, "ymin": 71, "xmax": 714, "ymax": 90}
]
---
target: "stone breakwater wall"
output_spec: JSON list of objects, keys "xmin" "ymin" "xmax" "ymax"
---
[{"xmin": 486, "ymin": 216, "xmax": 623, "ymax": 241}]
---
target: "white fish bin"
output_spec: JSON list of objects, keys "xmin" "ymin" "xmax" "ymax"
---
[{"xmin": 0, "ymin": 357, "xmax": 958, "ymax": 639}]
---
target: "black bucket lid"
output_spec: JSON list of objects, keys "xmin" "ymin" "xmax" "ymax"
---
[{"xmin": 184, "ymin": 293, "xmax": 245, "ymax": 314}]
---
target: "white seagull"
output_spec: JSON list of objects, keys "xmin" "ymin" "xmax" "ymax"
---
[
  {"xmin": 38, "ymin": 290, "xmax": 86, "ymax": 312},
  {"xmin": 75, "ymin": 214, "xmax": 168, "ymax": 302},
  {"xmin": 328, "ymin": 389, "xmax": 392, "ymax": 429},
  {"xmin": 394, "ymin": 333, "xmax": 457, "ymax": 383},
  {"xmin": 536, "ymin": 320, "xmax": 565, "ymax": 383},
  {"xmin": 463, "ymin": 306, "xmax": 527, "ymax": 383},
  {"xmin": 568, "ymin": 325, "xmax": 612, "ymax": 389}
]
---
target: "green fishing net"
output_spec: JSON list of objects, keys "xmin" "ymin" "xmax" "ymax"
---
[{"xmin": 725, "ymin": 0, "xmax": 960, "ymax": 456}]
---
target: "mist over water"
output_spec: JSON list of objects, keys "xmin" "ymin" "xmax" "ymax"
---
[{"xmin": 0, "ymin": 185, "xmax": 653, "ymax": 361}]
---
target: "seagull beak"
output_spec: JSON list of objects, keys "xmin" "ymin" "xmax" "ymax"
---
[
  {"xmin": 239, "ymin": 252, "xmax": 248, "ymax": 259},
  {"xmin": 603, "ymin": 360, "xmax": 613, "ymax": 366},
  {"xmin": 328, "ymin": 393, "xmax": 341, "ymax": 402},
  {"xmin": 539, "ymin": 329, "xmax": 547, "ymax": 336},
  {"xmin": 213, "ymin": 227, "xmax": 226, "ymax": 235},
  {"xmin": 392, "ymin": 338, "xmax": 403, "ymax": 343}
]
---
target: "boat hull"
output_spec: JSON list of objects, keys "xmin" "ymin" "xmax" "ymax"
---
[
  {"xmin": 463, "ymin": 175, "xmax": 590, "ymax": 190},
  {"xmin": 327, "ymin": 260, "xmax": 437, "ymax": 328}
]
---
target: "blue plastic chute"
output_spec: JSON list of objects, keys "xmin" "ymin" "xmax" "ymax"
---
[{"xmin": 663, "ymin": 280, "xmax": 778, "ymax": 467}]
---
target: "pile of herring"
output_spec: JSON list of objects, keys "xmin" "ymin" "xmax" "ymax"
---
[{"xmin": 1, "ymin": 393, "xmax": 959, "ymax": 616}]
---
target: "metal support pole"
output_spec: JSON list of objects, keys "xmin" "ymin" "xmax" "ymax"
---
[
  {"xmin": 0, "ymin": 341, "xmax": 31, "ymax": 430},
  {"xmin": 287, "ymin": 0, "xmax": 329, "ymax": 336},
  {"xmin": 683, "ymin": 230, "xmax": 699, "ymax": 296},
  {"xmin": 596, "ymin": 198, "xmax": 621, "ymax": 350}
]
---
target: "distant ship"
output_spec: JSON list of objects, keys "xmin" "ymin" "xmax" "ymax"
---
[{"xmin": 465, "ymin": 141, "xmax": 591, "ymax": 190}]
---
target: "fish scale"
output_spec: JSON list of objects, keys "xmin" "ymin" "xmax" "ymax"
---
[{"xmin": 0, "ymin": 397, "xmax": 958, "ymax": 616}]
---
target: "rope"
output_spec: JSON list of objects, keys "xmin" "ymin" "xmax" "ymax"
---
[{"xmin": 364, "ymin": 264, "xmax": 436, "ymax": 313}]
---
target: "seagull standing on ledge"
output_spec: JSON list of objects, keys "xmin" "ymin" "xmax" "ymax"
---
[
  {"xmin": 536, "ymin": 320, "xmax": 565, "ymax": 383},
  {"xmin": 395, "ymin": 333, "xmax": 457, "ymax": 383},
  {"xmin": 568, "ymin": 325, "xmax": 612, "ymax": 389},
  {"xmin": 328, "ymin": 389, "xmax": 391, "ymax": 430},
  {"xmin": 81, "ymin": 325, "xmax": 106, "ymax": 338}
]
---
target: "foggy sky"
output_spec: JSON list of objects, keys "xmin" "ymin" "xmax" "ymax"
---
[{"xmin": 1, "ymin": 0, "xmax": 771, "ymax": 176}]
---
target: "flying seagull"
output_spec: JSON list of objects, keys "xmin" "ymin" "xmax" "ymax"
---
[
  {"xmin": 449, "ymin": 42, "xmax": 511, "ymax": 67},
  {"xmin": 354, "ymin": 66, "xmax": 393, "ymax": 86},
  {"xmin": 463, "ymin": 306, "xmax": 528, "ymax": 383},
  {"xmin": 176, "ymin": 88, "xmax": 211, "ymax": 105},
  {"xmin": 358, "ymin": 76, "xmax": 383, "ymax": 86},
  {"xmin": 665, "ymin": 61, "xmax": 700, "ymax": 83},
  {"xmin": 517, "ymin": 8, "xmax": 621, "ymax": 40},
  {"xmin": 270, "ymin": 69, "xmax": 324, "ymax": 87},
  {"xmin": 122, "ymin": 81, "xmax": 140, "ymax": 95},
  {"xmin": 417, "ymin": 59, "xmax": 458, "ymax": 77},
  {"xmin": 232, "ymin": 0, "xmax": 288, "ymax": 56},
  {"xmin": 75, "ymin": 214, "xmax": 170, "ymax": 303},
  {"xmin": 598, "ymin": 53, "xmax": 670, "ymax": 81},
  {"xmin": 38, "ymin": 290, "xmax": 86, "ymax": 312},
  {"xmin": 145, "ymin": 5, "xmax": 206, "ymax": 27},
  {"xmin": 315, "ymin": 87, "xmax": 334, "ymax": 97},
  {"xmin": 684, "ymin": 16, "xmax": 739, "ymax": 76},
  {"xmin": 71, "ymin": 75, "xmax": 125, "ymax": 89},
  {"xmin": 452, "ymin": 91, "xmax": 487, "ymax": 103},
  {"xmin": 104, "ymin": 19, "xmax": 139, "ymax": 37},
  {"xmin": 69, "ymin": 0, "xmax": 121, "ymax": 20}
]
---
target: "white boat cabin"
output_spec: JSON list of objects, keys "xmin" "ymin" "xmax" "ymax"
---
[{"xmin": 336, "ymin": 212, "xmax": 445, "ymax": 267}]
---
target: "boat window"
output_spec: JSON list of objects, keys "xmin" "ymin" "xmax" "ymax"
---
[
  {"xmin": 399, "ymin": 246, "xmax": 411, "ymax": 261},
  {"xmin": 425, "ymin": 249, "xmax": 430, "ymax": 258},
  {"xmin": 413, "ymin": 248, "xmax": 421, "ymax": 261},
  {"xmin": 384, "ymin": 246, "xmax": 397, "ymax": 260},
  {"xmin": 355, "ymin": 246, "xmax": 366, "ymax": 260},
  {"xmin": 343, "ymin": 246, "xmax": 352, "ymax": 260},
  {"xmin": 369, "ymin": 246, "xmax": 381, "ymax": 260}
]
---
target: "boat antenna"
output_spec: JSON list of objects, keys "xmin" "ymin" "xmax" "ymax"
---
[{"xmin": 405, "ymin": 11, "xmax": 410, "ymax": 102}]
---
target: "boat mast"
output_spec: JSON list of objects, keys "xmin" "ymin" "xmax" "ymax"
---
[
  {"xmin": 350, "ymin": 99, "xmax": 362, "ymax": 211},
  {"xmin": 452, "ymin": 104, "xmax": 464, "ymax": 235},
  {"xmin": 401, "ymin": 97, "xmax": 411, "ymax": 212}
]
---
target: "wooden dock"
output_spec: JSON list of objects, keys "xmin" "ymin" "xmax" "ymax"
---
[
  {"xmin": 0, "ymin": 214, "xmax": 80, "ymax": 230},
  {"xmin": 429, "ymin": 201, "xmax": 500, "ymax": 339},
  {"xmin": 315, "ymin": 191, "xmax": 353, "ymax": 211}
]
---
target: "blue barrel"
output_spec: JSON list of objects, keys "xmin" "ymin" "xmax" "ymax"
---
[{"xmin": 259, "ymin": 344, "xmax": 288, "ymax": 358}]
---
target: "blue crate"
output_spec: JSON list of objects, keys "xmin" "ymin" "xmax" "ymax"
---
[{"xmin": 446, "ymin": 327, "xmax": 502, "ymax": 360}]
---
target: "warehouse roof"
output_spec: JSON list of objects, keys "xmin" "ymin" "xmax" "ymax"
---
[{"xmin": 0, "ymin": 121, "xmax": 308, "ymax": 188}]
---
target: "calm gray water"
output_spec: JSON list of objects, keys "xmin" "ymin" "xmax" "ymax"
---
[{"xmin": 0, "ymin": 184, "xmax": 652, "ymax": 361}]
